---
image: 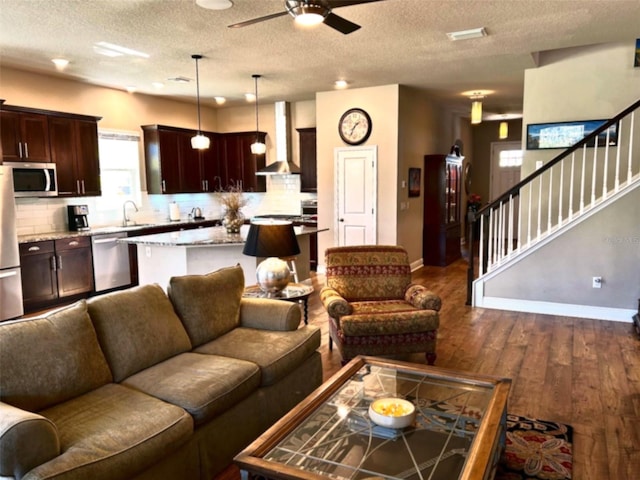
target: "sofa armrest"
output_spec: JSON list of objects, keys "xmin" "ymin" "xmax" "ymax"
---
[
  {"xmin": 405, "ymin": 284, "xmax": 442, "ymax": 311},
  {"xmin": 320, "ymin": 286, "xmax": 352, "ymax": 319},
  {"xmin": 0, "ymin": 402, "xmax": 60, "ymax": 480},
  {"xmin": 239, "ymin": 297, "xmax": 301, "ymax": 331}
]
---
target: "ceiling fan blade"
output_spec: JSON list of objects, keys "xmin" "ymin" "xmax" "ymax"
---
[
  {"xmin": 328, "ymin": 0, "xmax": 384, "ymax": 8},
  {"xmin": 323, "ymin": 12, "xmax": 360, "ymax": 34},
  {"xmin": 228, "ymin": 11, "xmax": 288, "ymax": 29}
]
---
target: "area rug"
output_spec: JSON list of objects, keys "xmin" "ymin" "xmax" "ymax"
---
[{"xmin": 496, "ymin": 414, "xmax": 573, "ymax": 480}]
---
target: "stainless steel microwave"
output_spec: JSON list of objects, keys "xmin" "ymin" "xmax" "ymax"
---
[{"xmin": 4, "ymin": 162, "xmax": 58, "ymax": 197}]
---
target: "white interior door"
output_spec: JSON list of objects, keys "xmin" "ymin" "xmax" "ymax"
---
[{"xmin": 334, "ymin": 146, "xmax": 377, "ymax": 246}]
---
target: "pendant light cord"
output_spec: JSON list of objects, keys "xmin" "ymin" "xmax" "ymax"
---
[
  {"xmin": 193, "ymin": 54, "xmax": 203, "ymax": 134},
  {"xmin": 253, "ymin": 74, "xmax": 261, "ymax": 142}
]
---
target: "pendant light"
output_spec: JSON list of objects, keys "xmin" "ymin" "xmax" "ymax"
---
[
  {"xmin": 470, "ymin": 93, "xmax": 484, "ymax": 125},
  {"xmin": 191, "ymin": 54, "xmax": 210, "ymax": 150},
  {"xmin": 250, "ymin": 74, "xmax": 267, "ymax": 155},
  {"xmin": 499, "ymin": 121, "xmax": 509, "ymax": 139}
]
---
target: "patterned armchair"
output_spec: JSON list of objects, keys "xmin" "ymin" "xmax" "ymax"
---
[{"xmin": 320, "ymin": 245, "xmax": 441, "ymax": 365}]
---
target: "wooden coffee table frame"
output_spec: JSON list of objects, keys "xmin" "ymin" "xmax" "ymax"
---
[{"xmin": 235, "ymin": 356, "xmax": 511, "ymax": 480}]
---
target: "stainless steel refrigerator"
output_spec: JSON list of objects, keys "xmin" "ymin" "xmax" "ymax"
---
[{"xmin": 0, "ymin": 165, "xmax": 24, "ymax": 321}]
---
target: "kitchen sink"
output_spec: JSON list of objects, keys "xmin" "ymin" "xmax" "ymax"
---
[{"xmin": 90, "ymin": 223, "xmax": 154, "ymax": 234}]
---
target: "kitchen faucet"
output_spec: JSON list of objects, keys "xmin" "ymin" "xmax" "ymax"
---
[{"xmin": 122, "ymin": 200, "xmax": 139, "ymax": 226}]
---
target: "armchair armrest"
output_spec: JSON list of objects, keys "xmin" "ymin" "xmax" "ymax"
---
[
  {"xmin": 320, "ymin": 286, "xmax": 352, "ymax": 319},
  {"xmin": 239, "ymin": 297, "xmax": 301, "ymax": 331},
  {"xmin": 405, "ymin": 284, "xmax": 442, "ymax": 311},
  {"xmin": 0, "ymin": 402, "xmax": 59, "ymax": 479}
]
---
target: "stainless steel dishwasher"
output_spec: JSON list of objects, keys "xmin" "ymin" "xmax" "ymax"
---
[{"xmin": 91, "ymin": 232, "xmax": 131, "ymax": 292}]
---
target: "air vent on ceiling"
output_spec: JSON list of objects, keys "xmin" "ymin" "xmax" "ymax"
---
[{"xmin": 167, "ymin": 76, "xmax": 192, "ymax": 83}]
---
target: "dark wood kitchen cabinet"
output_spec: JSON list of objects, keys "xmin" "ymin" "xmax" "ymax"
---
[
  {"xmin": 0, "ymin": 109, "xmax": 51, "ymax": 162},
  {"xmin": 49, "ymin": 116, "xmax": 101, "ymax": 196},
  {"xmin": 143, "ymin": 125, "xmax": 265, "ymax": 193},
  {"xmin": 19, "ymin": 236, "xmax": 93, "ymax": 313},
  {"xmin": 218, "ymin": 131, "xmax": 266, "ymax": 192},
  {"xmin": 423, "ymin": 153, "xmax": 463, "ymax": 266},
  {"xmin": 297, "ymin": 127, "xmax": 317, "ymax": 192},
  {"xmin": 143, "ymin": 125, "xmax": 224, "ymax": 194}
]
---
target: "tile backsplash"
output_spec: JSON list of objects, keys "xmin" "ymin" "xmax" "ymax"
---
[{"xmin": 15, "ymin": 174, "xmax": 315, "ymax": 236}]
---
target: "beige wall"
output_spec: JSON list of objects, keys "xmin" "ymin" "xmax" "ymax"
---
[{"xmin": 315, "ymin": 85, "xmax": 400, "ymax": 263}]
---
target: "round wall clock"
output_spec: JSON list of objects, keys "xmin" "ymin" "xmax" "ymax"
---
[{"xmin": 338, "ymin": 108, "xmax": 372, "ymax": 145}]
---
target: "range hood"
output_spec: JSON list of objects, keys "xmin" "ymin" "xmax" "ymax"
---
[{"xmin": 256, "ymin": 101, "xmax": 300, "ymax": 175}]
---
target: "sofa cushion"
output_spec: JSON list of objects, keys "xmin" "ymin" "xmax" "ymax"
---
[
  {"xmin": 24, "ymin": 383, "xmax": 192, "ymax": 480},
  {"xmin": 122, "ymin": 352, "xmax": 260, "ymax": 426},
  {"xmin": 168, "ymin": 265, "xmax": 245, "ymax": 347},
  {"xmin": 0, "ymin": 300, "xmax": 112, "ymax": 412},
  {"xmin": 194, "ymin": 326, "xmax": 321, "ymax": 386},
  {"xmin": 340, "ymin": 300, "xmax": 439, "ymax": 336},
  {"xmin": 87, "ymin": 284, "xmax": 192, "ymax": 383}
]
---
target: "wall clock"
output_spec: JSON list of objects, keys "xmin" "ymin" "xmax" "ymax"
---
[{"xmin": 338, "ymin": 108, "xmax": 372, "ymax": 145}]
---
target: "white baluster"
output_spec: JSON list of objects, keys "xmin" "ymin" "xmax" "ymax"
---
[
  {"xmin": 479, "ymin": 215, "xmax": 485, "ymax": 276},
  {"xmin": 517, "ymin": 190, "xmax": 522, "ymax": 252},
  {"xmin": 569, "ymin": 152, "xmax": 575, "ymax": 219},
  {"xmin": 591, "ymin": 135, "xmax": 598, "ymax": 206},
  {"xmin": 614, "ymin": 117, "xmax": 623, "ymax": 192},
  {"xmin": 537, "ymin": 176, "xmax": 542, "ymax": 240},
  {"xmin": 527, "ymin": 183, "xmax": 532, "ymax": 246},
  {"xmin": 559, "ymin": 159, "xmax": 564, "ymax": 226},
  {"xmin": 508, "ymin": 195, "xmax": 514, "ymax": 256},
  {"xmin": 603, "ymin": 128, "xmax": 610, "ymax": 198},
  {"xmin": 628, "ymin": 111, "xmax": 635, "ymax": 184},
  {"xmin": 548, "ymin": 167, "xmax": 553, "ymax": 232},
  {"xmin": 580, "ymin": 145, "xmax": 586, "ymax": 213}
]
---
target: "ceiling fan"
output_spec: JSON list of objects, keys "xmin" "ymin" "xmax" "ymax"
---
[{"xmin": 228, "ymin": 0, "xmax": 384, "ymax": 35}]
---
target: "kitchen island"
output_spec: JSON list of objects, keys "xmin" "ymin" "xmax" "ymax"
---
[{"xmin": 122, "ymin": 225, "xmax": 326, "ymax": 289}]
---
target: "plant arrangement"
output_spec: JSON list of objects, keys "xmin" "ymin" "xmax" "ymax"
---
[{"xmin": 214, "ymin": 184, "xmax": 248, "ymax": 233}]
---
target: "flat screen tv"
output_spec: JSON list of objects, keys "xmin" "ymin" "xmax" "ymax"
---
[{"xmin": 526, "ymin": 119, "xmax": 618, "ymax": 150}]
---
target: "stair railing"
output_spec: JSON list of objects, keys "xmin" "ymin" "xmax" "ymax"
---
[{"xmin": 467, "ymin": 98, "xmax": 640, "ymax": 305}]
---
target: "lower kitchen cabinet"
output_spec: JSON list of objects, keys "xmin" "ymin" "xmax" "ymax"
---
[{"xmin": 19, "ymin": 236, "xmax": 93, "ymax": 313}]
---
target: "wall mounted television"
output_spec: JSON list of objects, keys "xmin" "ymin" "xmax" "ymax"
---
[{"xmin": 526, "ymin": 119, "xmax": 618, "ymax": 150}]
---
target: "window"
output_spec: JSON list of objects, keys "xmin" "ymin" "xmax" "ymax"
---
[
  {"xmin": 97, "ymin": 131, "xmax": 141, "ymax": 207},
  {"xmin": 499, "ymin": 149, "xmax": 523, "ymax": 168}
]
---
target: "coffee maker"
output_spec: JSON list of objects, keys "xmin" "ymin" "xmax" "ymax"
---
[{"xmin": 67, "ymin": 205, "xmax": 90, "ymax": 231}]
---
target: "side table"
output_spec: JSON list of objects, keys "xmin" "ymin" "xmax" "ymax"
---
[{"xmin": 243, "ymin": 283, "xmax": 314, "ymax": 324}]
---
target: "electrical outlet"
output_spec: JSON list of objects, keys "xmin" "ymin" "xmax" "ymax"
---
[{"xmin": 592, "ymin": 276, "xmax": 602, "ymax": 288}]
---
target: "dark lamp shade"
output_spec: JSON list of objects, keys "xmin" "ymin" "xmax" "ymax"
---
[{"xmin": 243, "ymin": 221, "xmax": 300, "ymax": 258}]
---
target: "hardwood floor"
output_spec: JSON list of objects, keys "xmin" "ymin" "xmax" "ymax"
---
[{"xmin": 306, "ymin": 258, "xmax": 640, "ymax": 479}]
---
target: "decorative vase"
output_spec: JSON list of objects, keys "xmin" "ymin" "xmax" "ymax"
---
[{"xmin": 222, "ymin": 210, "xmax": 244, "ymax": 233}]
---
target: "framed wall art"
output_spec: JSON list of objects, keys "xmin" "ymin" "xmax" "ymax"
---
[
  {"xmin": 526, "ymin": 119, "xmax": 618, "ymax": 150},
  {"xmin": 408, "ymin": 167, "xmax": 421, "ymax": 197}
]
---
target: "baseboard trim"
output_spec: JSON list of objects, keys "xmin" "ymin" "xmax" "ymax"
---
[{"xmin": 479, "ymin": 296, "xmax": 635, "ymax": 323}]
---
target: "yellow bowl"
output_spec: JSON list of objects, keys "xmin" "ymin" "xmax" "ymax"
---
[{"xmin": 368, "ymin": 397, "xmax": 416, "ymax": 429}]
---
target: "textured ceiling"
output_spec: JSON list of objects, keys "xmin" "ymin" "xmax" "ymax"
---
[{"xmin": 1, "ymin": 0, "xmax": 638, "ymax": 117}]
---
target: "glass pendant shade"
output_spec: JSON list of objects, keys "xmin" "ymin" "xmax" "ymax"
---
[
  {"xmin": 191, "ymin": 133, "xmax": 210, "ymax": 149},
  {"xmin": 471, "ymin": 100, "xmax": 483, "ymax": 125},
  {"xmin": 251, "ymin": 141, "xmax": 267, "ymax": 154},
  {"xmin": 499, "ymin": 121, "xmax": 508, "ymax": 139}
]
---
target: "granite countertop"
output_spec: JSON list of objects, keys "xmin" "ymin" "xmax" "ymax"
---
[
  {"xmin": 18, "ymin": 218, "xmax": 220, "ymax": 244},
  {"xmin": 122, "ymin": 225, "xmax": 327, "ymax": 247}
]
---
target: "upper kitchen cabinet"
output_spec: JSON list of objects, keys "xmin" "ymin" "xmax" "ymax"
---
[
  {"xmin": 0, "ymin": 108, "xmax": 51, "ymax": 163},
  {"xmin": 143, "ymin": 125, "xmax": 221, "ymax": 194},
  {"xmin": 297, "ymin": 128, "xmax": 317, "ymax": 192},
  {"xmin": 143, "ymin": 125, "xmax": 264, "ymax": 194},
  {"xmin": 50, "ymin": 115, "xmax": 101, "ymax": 196},
  {"xmin": 219, "ymin": 131, "xmax": 266, "ymax": 192}
]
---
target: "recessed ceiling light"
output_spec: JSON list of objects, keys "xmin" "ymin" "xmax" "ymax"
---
[
  {"xmin": 214, "ymin": 96, "xmax": 226, "ymax": 105},
  {"xmin": 245, "ymin": 93, "xmax": 256, "ymax": 102},
  {"xmin": 334, "ymin": 80, "xmax": 348, "ymax": 89},
  {"xmin": 94, "ymin": 41, "xmax": 150, "ymax": 58},
  {"xmin": 196, "ymin": 0, "xmax": 233, "ymax": 10},
  {"xmin": 51, "ymin": 58, "xmax": 69, "ymax": 70},
  {"xmin": 446, "ymin": 27, "xmax": 487, "ymax": 41},
  {"xmin": 152, "ymin": 82, "xmax": 164, "ymax": 88},
  {"xmin": 125, "ymin": 86, "xmax": 137, "ymax": 93}
]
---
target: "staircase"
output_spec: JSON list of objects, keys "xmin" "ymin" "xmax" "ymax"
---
[{"xmin": 467, "ymin": 98, "xmax": 640, "ymax": 320}]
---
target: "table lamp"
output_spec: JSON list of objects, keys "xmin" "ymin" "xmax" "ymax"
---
[{"xmin": 242, "ymin": 220, "xmax": 300, "ymax": 296}]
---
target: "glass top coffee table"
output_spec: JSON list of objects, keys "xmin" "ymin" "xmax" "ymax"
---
[{"xmin": 235, "ymin": 356, "xmax": 511, "ymax": 480}]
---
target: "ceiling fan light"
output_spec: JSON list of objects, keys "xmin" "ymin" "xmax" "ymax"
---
[
  {"xmin": 295, "ymin": 12, "xmax": 325, "ymax": 26},
  {"xmin": 287, "ymin": 2, "xmax": 328, "ymax": 25},
  {"xmin": 191, "ymin": 133, "xmax": 210, "ymax": 150}
]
